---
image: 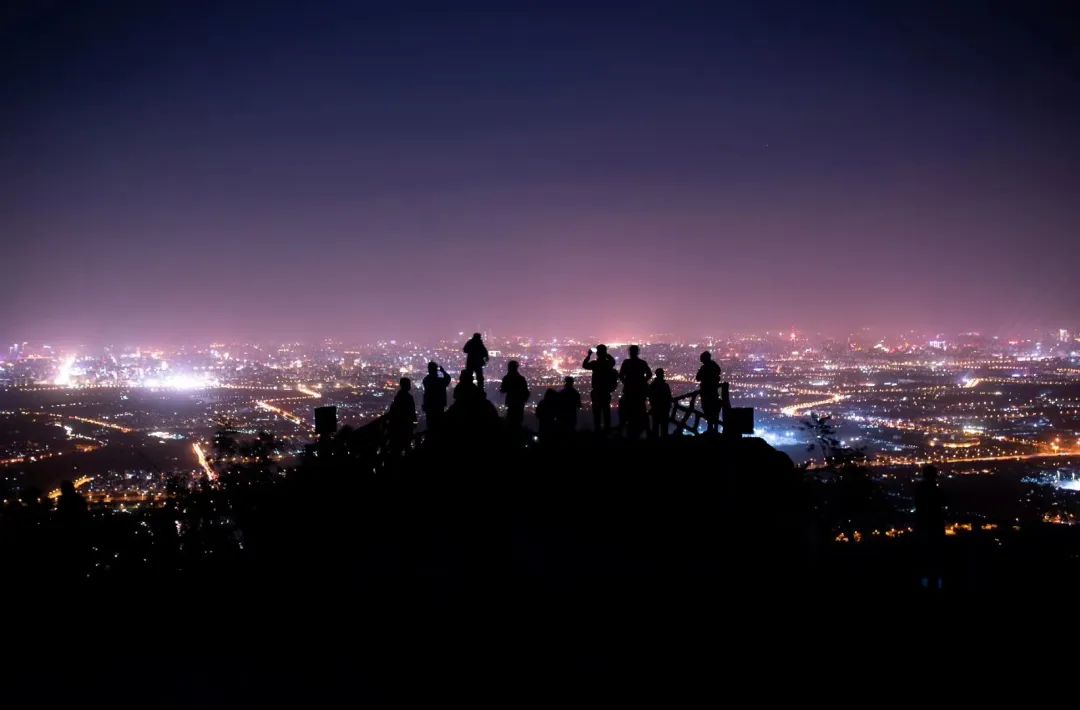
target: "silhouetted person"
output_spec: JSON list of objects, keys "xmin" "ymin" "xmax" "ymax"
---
[
  {"xmin": 56, "ymin": 479, "xmax": 88, "ymax": 519},
  {"xmin": 454, "ymin": 369, "xmax": 479, "ymax": 404},
  {"xmin": 447, "ymin": 369, "xmax": 500, "ymax": 439},
  {"xmin": 463, "ymin": 332, "xmax": 489, "ymax": 392},
  {"xmin": 499, "ymin": 360, "xmax": 530, "ymax": 429},
  {"xmin": 55, "ymin": 478, "xmax": 90, "ymax": 580},
  {"xmin": 583, "ymin": 345, "xmax": 617, "ymax": 433},
  {"xmin": 915, "ymin": 464, "xmax": 946, "ymax": 590},
  {"xmin": 388, "ymin": 377, "xmax": 417, "ymax": 456},
  {"xmin": 557, "ymin": 376, "xmax": 581, "ymax": 433},
  {"xmin": 648, "ymin": 368, "xmax": 673, "ymax": 437},
  {"xmin": 618, "ymin": 344, "xmax": 653, "ymax": 438},
  {"xmin": 696, "ymin": 351, "xmax": 722, "ymax": 434},
  {"xmin": 536, "ymin": 388, "xmax": 559, "ymax": 439},
  {"xmin": 421, "ymin": 361, "xmax": 452, "ymax": 431}
]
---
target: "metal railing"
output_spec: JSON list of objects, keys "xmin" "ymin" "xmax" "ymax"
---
[{"xmin": 669, "ymin": 382, "xmax": 752, "ymax": 436}]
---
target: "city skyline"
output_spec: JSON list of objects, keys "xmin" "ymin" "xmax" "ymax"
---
[
  {"xmin": 4, "ymin": 1, "xmax": 1079, "ymax": 344},
  {"xmin": 4, "ymin": 322, "xmax": 1080, "ymax": 352},
  {"xmin": 4, "ymin": 325, "xmax": 1078, "ymax": 494}
]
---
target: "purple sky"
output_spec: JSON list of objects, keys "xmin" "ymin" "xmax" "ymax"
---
[{"xmin": 3, "ymin": 1, "xmax": 1079, "ymax": 344}]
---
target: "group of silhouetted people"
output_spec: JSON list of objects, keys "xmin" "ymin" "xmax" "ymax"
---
[
  {"xmin": 387, "ymin": 333, "xmax": 496, "ymax": 452},
  {"xmin": 534, "ymin": 376, "xmax": 582, "ymax": 437},
  {"xmin": 384, "ymin": 332, "xmax": 725, "ymax": 452}
]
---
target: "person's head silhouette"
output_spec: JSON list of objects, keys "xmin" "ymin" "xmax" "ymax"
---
[
  {"xmin": 700, "ymin": 351, "xmax": 712, "ymax": 364},
  {"xmin": 564, "ymin": 376, "xmax": 574, "ymax": 387},
  {"xmin": 655, "ymin": 368, "xmax": 665, "ymax": 380},
  {"xmin": 399, "ymin": 377, "xmax": 411, "ymax": 391},
  {"xmin": 628, "ymin": 345, "xmax": 640, "ymax": 359},
  {"xmin": 596, "ymin": 344, "xmax": 607, "ymax": 356},
  {"xmin": 472, "ymin": 332, "xmax": 482, "ymax": 340},
  {"xmin": 507, "ymin": 360, "xmax": 519, "ymax": 373},
  {"xmin": 427, "ymin": 361, "xmax": 438, "ymax": 375}
]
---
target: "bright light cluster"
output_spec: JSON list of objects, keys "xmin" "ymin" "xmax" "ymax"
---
[
  {"xmin": 139, "ymin": 373, "xmax": 218, "ymax": 390},
  {"xmin": 53, "ymin": 355, "xmax": 77, "ymax": 386}
]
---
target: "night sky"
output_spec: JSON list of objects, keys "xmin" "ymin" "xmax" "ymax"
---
[{"xmin": 3, "ymin": 1, "xmax": 1078, "ymax": 344}]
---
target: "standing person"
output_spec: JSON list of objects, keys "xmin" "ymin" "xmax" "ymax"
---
[
  {"xmin": 557, "ymin": 376, "xmax": 581, "ymax": 433},
  {"xmin": 448, "ymin": 369, "xmax": 487, "ymax": 436},
  {"xmin": 915, "ymin": 465, "xmax": 946, "ymax": 590},
  {"xmin": 618, "ymin": 345, "xmax": 653, "ymax": 438},
  {"xmin": 421, "ymin": 362, "xmax": 452, "ymax": 432},
  {"xmin": 535, "ymin": 388, "xmax": 560, "ymax": 439},
  {"xmin": 648, "ymin": 368, "xmax": 673, "ymax": 438},
  {"xmin": 453, "ymin": 369, "xmax": 479, "ymax": 406},
  {"xmin": 582, "ymin": 344, "xmax": 617, "ymax": 433},
  {"xmin": 387, "ymin": 377, "xmax": 417, "ymax": 456},
  {"xmin": 462, "ymin": 332, "xmax": 489, "ymax": 393},
  {"xmin": 499, "ymin": 360, "xmax": 530, "ymax": 429},
  {"xmin": 696, "ymin": 351, "xmax": 722, "ymax": 434}
]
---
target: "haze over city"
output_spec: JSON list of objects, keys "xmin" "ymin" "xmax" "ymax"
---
[
  {"xmin": 7, "ymin": 3, "xmax": 1080, "ymax": 705},
  {"xmin": 4, "ymin": 1, "xmax": 1079, "ymax": 345}
]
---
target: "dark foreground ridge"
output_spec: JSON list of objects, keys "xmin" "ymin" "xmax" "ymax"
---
[{"xmin": 5, "ymin": 412, "xmax": 1080, "ymax": 706}]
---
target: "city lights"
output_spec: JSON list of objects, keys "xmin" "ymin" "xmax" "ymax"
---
[{"xmin": 139, "ymin": 373, "xmax": 218, "ymax": 390}]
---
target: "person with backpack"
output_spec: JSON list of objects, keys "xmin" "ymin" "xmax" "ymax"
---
[{"xmin": 462, "ymin": 332, "xmax": 489, "ymax": 392}]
